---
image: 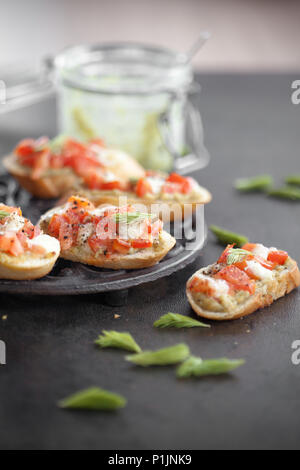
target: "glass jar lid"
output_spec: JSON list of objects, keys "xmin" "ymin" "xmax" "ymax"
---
[{"xmin": 54, "ymin": 42, "xmax": 194, "ymax": 95}]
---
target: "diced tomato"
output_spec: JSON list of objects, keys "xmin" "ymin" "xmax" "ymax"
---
[
  {"xmin": 22, "ymin": 220, "xmax": 35, "ymax": 239},
  {"xmin": 112, "ymin": 239, "xmax": 131, "ymax": 254},
  {"xmin": 59, "ymin": 221, "xmax": 75, "ymax": 251},
  {"xmin": 215, "ymin": 265, "xmax": 256, "ymax": 294},
  {"xmin": 188, "ymin": 276, "xmax": 216, "ymax": 296},
  {"xmin": 267, "ymin": 250, "xmax": 288, "ymax": 265},
  {"xmin": 101, "ymin": 181, "xmax": 124, "ymax": 191},
  {"xmin": 136, "ymin": 178, "xmax": 153, "ymax": 198},
  {"xmin": 88, "ymin": 234, "xmax": 111, "ymax": 253},
  {"xmin": 48, "ymin": 214, "xmax": 62, "ymax": 238},
  {"xmin": 31, "ymin": 149, "xmax": 50, "ymax": 180},
  {"xmin": 131, "ymin": 239, "xmax": 153, "ymax": 249},
  {"xmin": 254, "ymin": 255, "xmax": 276, "ymax": 270},
  {"xmin": 166, "ymin": 173, "xmax": 187, "ymax": 185},
  {"xmin": 242, "ymin": 243, "xmax": 258, "ymax": 252},
  {"xmin": 83, "ymin": 171, "xmax": 104, "ymax": 190},
  {"xmin": 218, "ymin": 244, "xmax": 235, "ymax": 264},
  {"xmin": 0, "ymin": 232, "xmax": 24, "ymax": 256},
  {"xmin": 165, "ymin": 173, "xmax": 194, "ymax": 194},
  {"xmin": 15, "ymin": 139, "xmax": 35, "ymax": 157}
]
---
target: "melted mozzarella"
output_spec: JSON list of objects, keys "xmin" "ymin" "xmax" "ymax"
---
[
  {"xmin": 194, "ymin": 273, "xmax": 230, "ymax": 297},
  {"xmin": 30, "ymin": 234, "xmax": 60, "ymax": 255},
  {"xmin": 251, "ymin": 244, "xmax": 270, "ymax": 260},
  {"xmin": 146, "ymin": 177, "xmax": 165, "ymax": 195},
  {"xmin": 247, "ymin": 260, "xmax": 274, "ymax": 280}
]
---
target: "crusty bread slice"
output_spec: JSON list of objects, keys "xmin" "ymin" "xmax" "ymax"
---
[
  {"xmin": 39, "ymin": 212, "xmax": 176, "ymax": 270},
  {"xmin": 3, "ymin": 154, "xmax": 78, "ymax": 199},
  {"xmin": 3, "ymin": 148, "xmax": 145, "ymax": 199},
  {"xmin": 0, "ymin": 249, "xmax": 59, "ymax": 280},
  {"xmin": 186, "ymin": 258, "xmax": 300, "ymax": 321},
  {"xmin": 68, "ymin": 186, "xmax": 212, "ymax": 222}
]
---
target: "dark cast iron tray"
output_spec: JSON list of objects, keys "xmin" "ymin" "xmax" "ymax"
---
[{"xmin": 0, "ymin": 174, "xmax": 207, "ymax": 296}]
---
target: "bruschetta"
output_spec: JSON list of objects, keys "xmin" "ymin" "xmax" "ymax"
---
[
  {"xmin": 3, "ymin": 136, "xmax": 145, "ymax": 199},
  {"xmin": 0, "ymin": 203, "xmax": 60, "ymax": 280},
  {"xmin": 186, "ymin": 243, "xmax": 300, "ymax": 321},
  {"xmin": 39, "ymin": 196, "xmax": 176, "ymax": 270},
  {"xmin": 73, "ymin": 171, "xmax": 212, "ymax": 221}
]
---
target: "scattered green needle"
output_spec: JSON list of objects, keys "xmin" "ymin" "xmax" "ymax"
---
[
  {"xmin": 268, "ymin": 186, "xmax": 300, "ymax": 200},
  {"xmin": 285, "ymin": 175, "xmax": 300, "ymax": 186},
  {"xmin": 95, "ymin": 330, "xmax": 141, "ymax": 353},
  {"xmin": 114, "ymin": 212, "xmax": 155, "ymax": 224},
  {"xmin": 235, "ymin": 175, "xmax": 273, "ymax": 192},
  {"xmin": 154, "ymin": 313, "xmax": 210, "ymax": 329},
  {"xmin": 210, "ymin": 225, "xmax": 248, "ymax": 247},
  {"xmin": 226, "ymin": 248, "xmax": 252, "ymax": 265},
  {"xmin": 176, "ymin": 357, "xmax": 245, "ymax": 378},
  {"xmin": 58, "ymin": 387, "xmax": 127, "ymax": 411},
  {"xmin": 126, "ymin": 343, "xmax": 190, "ymax": 367}
]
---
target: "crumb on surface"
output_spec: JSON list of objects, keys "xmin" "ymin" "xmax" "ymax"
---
[{"xmin": 114, "ymin": 314, "xmax": 121, "ymax": 319}]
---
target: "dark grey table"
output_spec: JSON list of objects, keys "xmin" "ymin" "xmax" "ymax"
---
[{"xmin": 0, "ymin": 74, "xmax": 300, "ymax": 450}]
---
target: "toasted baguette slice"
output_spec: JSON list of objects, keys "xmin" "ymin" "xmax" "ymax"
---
[
  {"xmin": 0, "ymin": 247, "xmax": 60, "ymax": 280},
  {"xmin": 69, "ymin": 185, "xmax": 212, "ymax": 222},
  {"xmin": 0, "ymin": 203, "xmax": 60, "ymax": 280},
  {"xmin": 3, "ymin": 154, "xmax": 78, "ymax": 199},
  {"xmin": 39, "ymin": 199, "xmax": 176, "ymax": 270},
  {"xmin": 3, "ymin": 146, "xmax": 145, "ymax": 199},
  {"xmin": 187, "ymin": 252, "xmax": 300, "ymax": 321}
]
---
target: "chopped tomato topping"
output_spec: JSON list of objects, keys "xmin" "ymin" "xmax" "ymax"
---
[
  {"xmin": 254, "ymin": 255, "xmax": 276, "ymax": 270},
  {"xmin": 131, "ymin": 239, "xmax": 153, "ymax": 249},
  {"xmin": 215, "ymin": 265, "xmax": 256, "ymax": 294},
  {"xmin": 188, "ymin": 277, "xmax": 216, "ymax": 295},
  {"xmin": 242, "ymin": 243, "xmax": 257, "ymax": 252},
  {"xmin": 0, "ymin": 232, "xmax": 24, "ymax": 256},
  {"xmin": 112, "ymin": 239, "xmax": 131, "ymax": 254},
  {"xmin": 164, "ymin": 173, "xmax": 194, "ymax": 194},
  {"xmin": 218, "ymin": 244, "xmax": 235, "ymax": 264},
  {"xmin": 15, "ymin": 139, "xmax": 36, "ymax": 157},
  {"xmin": 58, "ymin": 221, "xmax": 75, "ymax": 251},
  {"xmin": 267, "ymin": 250, "xmax": 288, "ymax": 265},
  {"xmin": 136, "ymin": 178, "xmax": 153, "ymax": 197}
]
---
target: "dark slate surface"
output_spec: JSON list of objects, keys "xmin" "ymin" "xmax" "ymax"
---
[{"xmin": 0, "ymin": 74, "xmax": 300, "ymax": 450}]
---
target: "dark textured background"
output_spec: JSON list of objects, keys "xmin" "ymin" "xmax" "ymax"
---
[{"xmin": 0, "ymin": 74, "xmax": 300, "ymax": 450}]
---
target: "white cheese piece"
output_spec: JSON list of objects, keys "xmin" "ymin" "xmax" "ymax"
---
[
  {"xmin": 194, "ymin": 273, "xmax": 230, "ymax": 297},
  {"xmin": 30, "ymin": 234, "xmax": 60, "ymax": 255},
  {"xmin": 246, "ymin": 260, "xmax": 274, "ymax": 280},
  {"xmin": 252, "ymin": 243, "xmax": 270, "ymax": 260},
  {"xmin": 145, "ymin": 177, "xmax": 165, "ymax": 195}
]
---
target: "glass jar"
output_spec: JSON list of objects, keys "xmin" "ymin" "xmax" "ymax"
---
[{"xmin": 0, "ymin": 42, "xmax": 210, "ymax": 173}]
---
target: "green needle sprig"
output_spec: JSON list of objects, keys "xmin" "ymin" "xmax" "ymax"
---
[
  {"xmin": 58, "ymin": 387, "xmax": 127, "ymax": 411},
  {"xmin": 126, "ymin": 343, "xmax": 190, "ymax": 367},
  {"xmin": 154, "ymin": 313, "xmax": 210, "ymax": 329},
  {"xmin": 95, "ymin": 330, "xmax": 141, "ymax": 353},
  {"xmin": 176, "ymin": 356, "xmax": 245, "ymax": 378}
]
